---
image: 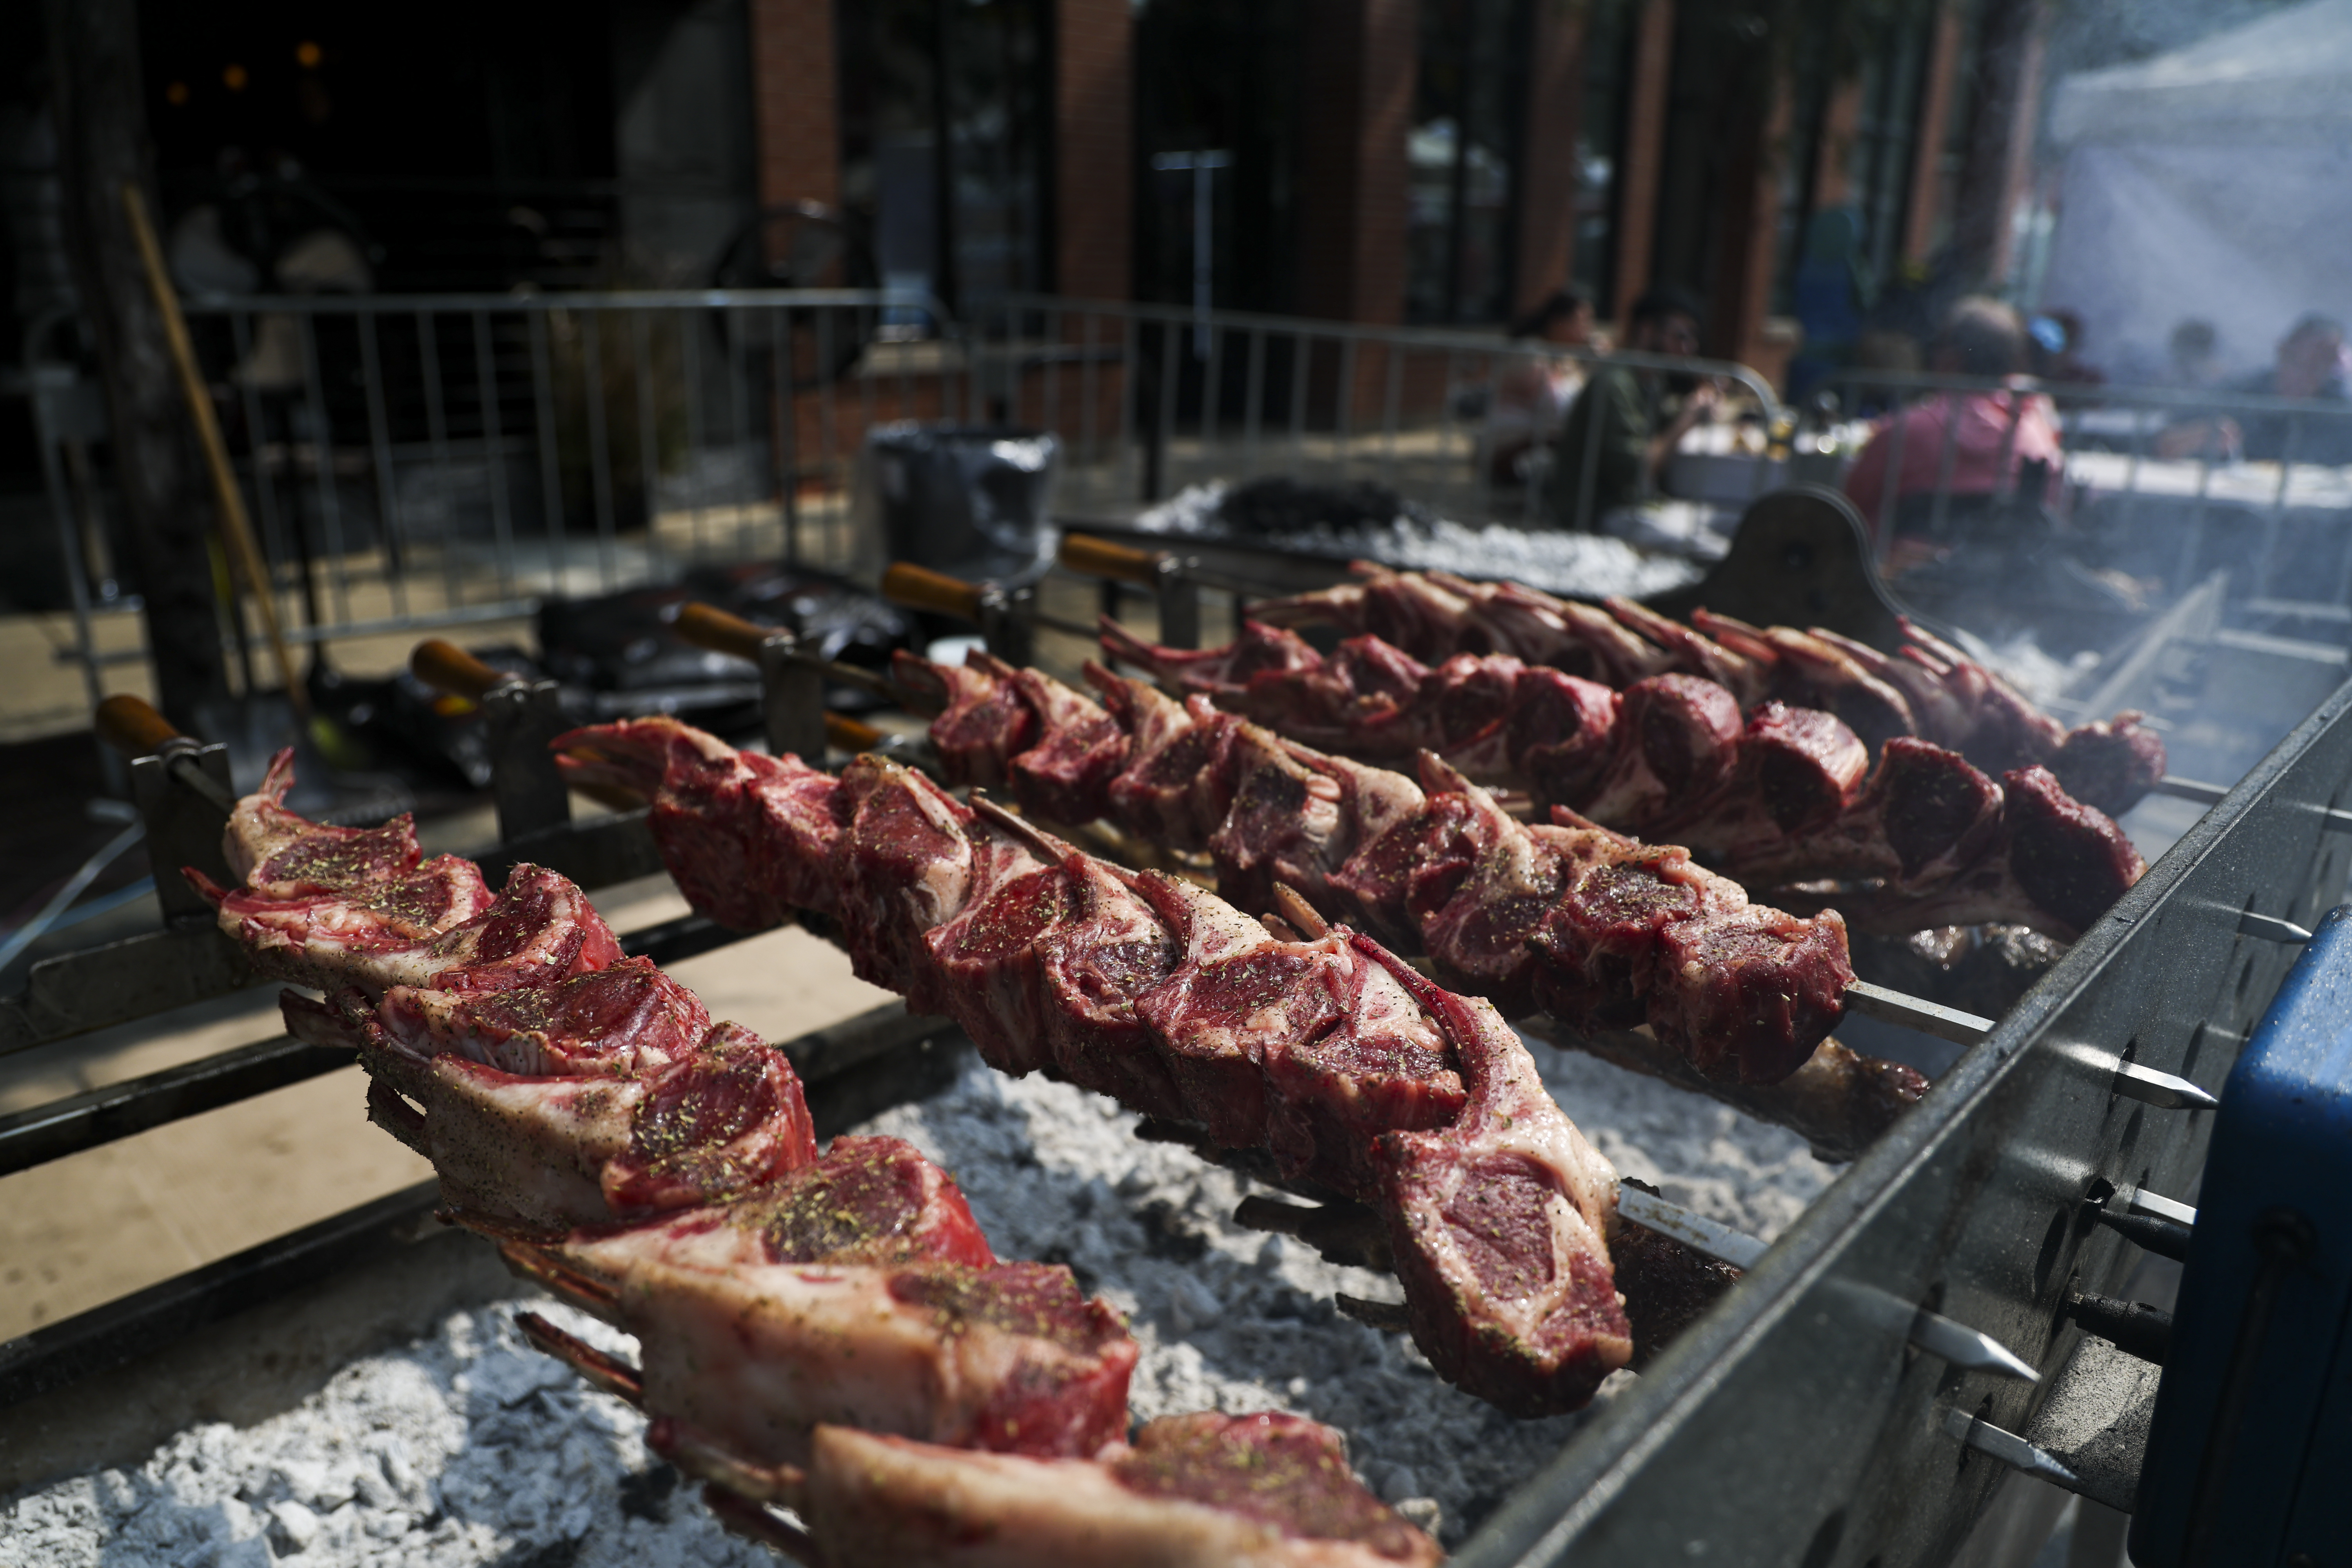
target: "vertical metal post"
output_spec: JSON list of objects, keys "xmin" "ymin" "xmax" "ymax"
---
[
  {"xmin": 1573, "ymin": 360, "xmax": 1607, "ymax": 529},
  {"xmin": 480, "ymin": 680, "xmax": 574, "ymax": 842},
  {"xmin": 817, "ymin": 305, "xmax": 841, "ymax": 492},
  {"xmin": 1336, "ymin": 336, "xmax": 1359, "ymax": 479},
  {"xmin": 417, "ymin": 310, "xmax": 466, "ymax": 610},
  {"xmin": 1202, "ymin": 318, "xmax": 1223, "ymax": 464},
  {"xmin": 1926, "ymin": 392, "xmax": 1965, "ymax": 539},
  {"xmin": 358, "ymin": 311, "xmax": 409, "ymax": 620},
  {"xmin": 581, "ymin": 310, "xmax": 621, "ymax": 591},
  {"xmin": 1119, "ymin": 314, "xmax": 1139, "ymax": 499},
  {"xmin": 227, "ymin": 312, "xmax": 287, "ymax": 608},
  {"xmin": 1045, "ymin": 304, "xmax": 1063, "ymax": 454},
  {"xmin": 1243, "ymin": 328, "xmax": 1267, "ymax": 475},
  {"xmin": 2259, "ymin": 414, "xmax": 2302, "ymax": 598},
  {"xmin": 296, "ymin": 312, "xmax": 353, "ymax": 628},
  {"xmin": 1992, "ymin": 388, "xmax": 2026, "ymax": 500},
  {"xmin": 681, "ymin": 304, "xmax": 710, "ymax": 560},
  {"xmin": 1152, "ymin": 319, "xmax": 1178, "ymax": 504},
  {"xmin": 1154, "ymin": 556, "xmax": 1201, "ymax": 650},
  {"xmin": 468, "ymin": 309, "xmax": 517, "ymax": 602},
  {"xmin": 1873, "ymin": 392, "xmax": 1911, "ymax": 554},
  {"xmin": 129, "ymin": 742, "xmax": 236, "ymax": 922},
  {"xmin": 631, "ymin": 308, "xmax": 664, "ymax": 576},
  {"xmin": 756, "ymin": 635, "xmax": 827, "ymax": 761},
  {"xmin": 528, "ymin": 310, "xmax": 568, "ymax": 599},
  {"xmin": 727, "ymin": 298, "xmax": 753, "ymax": 561},
  {"xmin": 31, "ymin": 369, "xmax": 107, "ymax": 719},
  {"xmin": 775, "ymin": 306, "xmax": 800, "ymax": 568},
  {"xmin": 1289, "ymin": 332, "xmax": 1308, "ymax": 465},
  {"xmin": 2184, "ymin": 443, "xmax": 2218, "ymax": 595},
  {"xmin": 1380, "ymin": 341, "xmax": 1404, "ymax": 477}
]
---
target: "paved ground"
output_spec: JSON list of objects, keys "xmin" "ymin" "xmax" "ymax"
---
[{"xmin": 0, "ymin": 869, "xmax": 892, "ymax": 1345}]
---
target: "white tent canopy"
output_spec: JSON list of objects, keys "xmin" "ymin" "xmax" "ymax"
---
[
  {"xmin": 2051, "ymin": 0, "xmax": 2352, "ymax": 145},
  {"xmin": 2039, "ymin": 0, "xmax": 2352, "ymax": 382}
]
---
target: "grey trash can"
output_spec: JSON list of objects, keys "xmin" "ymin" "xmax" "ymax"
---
[{"xmin": 853, "ymin": 423, "xmax": 1060, "ymax": 583}]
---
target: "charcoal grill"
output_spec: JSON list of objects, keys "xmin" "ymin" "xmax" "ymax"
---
[{"xmin": 7, "ymin": 501, "xmax": 2350, "ymax": 1566}]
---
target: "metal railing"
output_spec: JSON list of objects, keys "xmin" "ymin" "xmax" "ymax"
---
[
  {"xmin": 1818, "ymin": 367, "xmax": 2352, "ymax": 611},
  {"xmin": 31, "ymin": 287, "xmax": 1789, "ymax": 714},
  {"xmin": 964, "ymin": 292, "xmax": 1784, "ymax": 526},
  {"xmin": 32, "ymin": 287, "xmax": 975, "ymax": 702}
]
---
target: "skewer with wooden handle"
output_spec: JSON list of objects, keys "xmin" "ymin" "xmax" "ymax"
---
[
  {"xmin": 880, "ymin": 561, "xmax": 1097, "ymax": 659},
  {"xmin": 94, "ymin": 694, "xmax": 239, "ymax": 917},
  {"xmin": 410, "ymin": 638, "xmax": 515, "ymax": 704},
  {"xmin": 407, "ymin": 639, "xmax": 573, "ymax": 842},
  {"xmin": 671, "ymin": 603, "xmax": 891, "ymax": 760},
  {"xmin": 95, "ymin": 695, "xmax": 235, "ymax": 814},
  {"xmin": 121, "ymin": 183, "xmax": 306, "ymax": 718},
  {"xmin": 1057, "ymin": 533, "xmax": 1165, "ymax": 587},
  {"xmin": 878, "ymin": 563, "xmax": 987, "ymax": 624},
  {"xmin": 1056, "ymin": 533, "xmax": 1203, "ymax": 648}
]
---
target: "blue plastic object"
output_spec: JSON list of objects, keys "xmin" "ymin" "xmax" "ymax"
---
[{"xmin": 2133, "ymin": 904, "xmax": 2352, "ymax": 1566}]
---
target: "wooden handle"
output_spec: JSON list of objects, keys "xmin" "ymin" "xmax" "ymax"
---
[
  {"xmin": 1059, "ymin": 533, "xmax": 1163, "ymax": 585},
  {"xmin": 96, "ymin": 693, "xmax": 183, "ymax": 758},
  {"xmin": 825, "ymin": 712, "xmax": 884, "ymax": 752},
  {"xmin": 122, "ymin": 183, "xmax": 307, "ymax": 718},
  {"xmin": 882, "ymin": 562, "xmax": 985, "ymax": 622},
  {"xmin": 410, "ymin": 638, "xmax": 508, "ymax": 702},
  {"xmin": 674, "ymin": 602, "xmax": 772, "ymax": 662}
]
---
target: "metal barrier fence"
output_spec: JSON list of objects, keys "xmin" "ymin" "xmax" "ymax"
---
[
  {"xmin": 30, "ymin": 286, "xmax": 1782, "ymax": 712},
  {"xmin": 1818, "ymin": 367, "xmax": 2352, "ymax": 612},
  {"xmin": 964, "ymin": 291, "xmax": 1784, "ymax": 526},
  {"xmin": 31, "ymin": 287, "xmax": 964, "ymax": 704}
]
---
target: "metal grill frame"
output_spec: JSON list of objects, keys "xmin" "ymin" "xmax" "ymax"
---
[{"xmin": 1459, "ymin": 674, "xmax": 2352, "ymax": 1567}]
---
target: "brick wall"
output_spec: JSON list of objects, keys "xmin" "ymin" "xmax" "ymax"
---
[
  {"xmin": 1297, "ymin": 0, "xmax": 1415, "ymax": 325},
  {"xmin": 1513, "ymin": 1, "xmax": 1585, "ymax": 317},
  {"xmin": 1610, "ymin": 0, "xmax": 1677, "ymax": 325},
  {"xmin": 748, "ymin": 0, "xmax": 838, "ymax": 211},
  {"xmin": 1713, "ymin": 79, "xmax": 1786, "ymax": 372},
  {"xmin": 1056, "ymin": 0, "xmax": 1134, "ymax": 302},
  {"xmin": 1904, "ymin": 2, "xmax": 1967, "ymax": 263}
]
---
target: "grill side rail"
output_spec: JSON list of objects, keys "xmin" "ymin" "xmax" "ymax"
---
[{"xmin": 1459, "ymin": 674, "xmax": 2352, "ymax": 1568}]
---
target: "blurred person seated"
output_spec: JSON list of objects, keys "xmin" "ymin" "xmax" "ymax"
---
[
  {"xmin": 1539, "ymin": 285, "xmax": 1719, "ymax": 526},
  {"xmin": 1842, "ymin": 296, "xmax": 2062, "ymax": 544},
  {"xmin": 2030, "ymin": 310, "xmax": 2103, "ymax": 385},
  {"xmin": 1482, "ymin": 288, "xmax": 1599, "ymax": 487},
  {"xmin": 2157, "ymin": 313, "xmax": 2352, "ymax": 465},
  {"xmin": 2161, "ymin": 318, "xmax": 2223, "ymax": 388}
]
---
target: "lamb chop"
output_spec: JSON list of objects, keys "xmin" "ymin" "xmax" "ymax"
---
[
  {"xmin": 203, "ymin": 766, "xmax": 824, "ymax": 1233},
  {"xmin": 853, "ymin": 656, "xmax": 1916, "ymax": 1149},
  {"xmin": 188, "ymin": 751, "xmax": 499, "ymax": 994},
  {"xmin": 1096, "ymin": 622, "xmax": 2144, "ymax": 939},
  {"xmin": 507, "ymin": 1136, "xmax": 1138, "ymax": 1468},
  {"xmin": 1232, "ymin": 566, "xmax": 2166, "ymax": 813},
  {"xmin": 557, "ymin": 720, "xmax": 1653, "ymax": 1413},
  {"xmin": 893, "ymin": 657, "xmax": 1867, "ymax": 1090},
  {"xmin": 782, "ymin": 1412, "xmax": 1444, "ymax": 1566},
  {"xmin": 203, "ymin": 758, "xmax": 1174, "ymax": 1505}
]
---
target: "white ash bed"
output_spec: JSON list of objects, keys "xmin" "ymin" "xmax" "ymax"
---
[{"xmin": 0, "ymin": 1028, "xmax": 1826, "ymax": 1567}]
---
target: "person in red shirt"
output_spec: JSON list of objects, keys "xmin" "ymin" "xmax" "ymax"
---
[{"xmin": 1842, "ymin": 297, "xmax": 2063, "ymax": 541}]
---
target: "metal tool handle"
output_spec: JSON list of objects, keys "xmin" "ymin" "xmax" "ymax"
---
[
  {"xmin": 98, "ymin": 695, "xmax": 238, "ymax": 912},
  {"xmin": 673, "ymin": 602, "xmax": 773, "ymax": 662},
  {"xmin": 882, "ymin": 562, "xmax": 985, "ymax": 623},
  {"xmin": 410, "ymin": 638, "xmax": 511, "ymax": 703},
  {"xmin": 95, "ymin": 694, "xmax": 184, "ymax": 758},
  {"xmin": 1059, "ymin": 533, "xmax": 1162, "ymax": 586},
  {"xmin": 826, "ymin": 713, "xmax": 883, "ymax": 752}
]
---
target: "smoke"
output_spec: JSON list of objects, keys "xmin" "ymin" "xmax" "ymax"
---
[{"xmin": 2034, "ymin": 0, "xmax": 2352, "ymax": 380}]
